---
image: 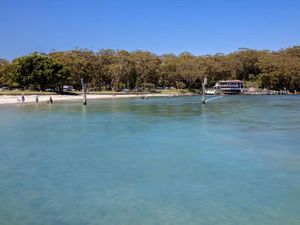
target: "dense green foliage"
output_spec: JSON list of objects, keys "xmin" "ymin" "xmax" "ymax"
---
[
  {"xmin": 1, "ymin": 47, "xmax": 300, "ymax": 91},
  {"xmin": 1, "ymin": 53, "xmax": 69, "ymax": 91}
]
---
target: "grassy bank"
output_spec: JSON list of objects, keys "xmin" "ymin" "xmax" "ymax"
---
[
  {"xmin": 0, "ymin": 91, "xmax": 59, "ymax": 96},
  {"xmin": 0, "ymin": 89, "xmax": 195, "ymax": 96}
]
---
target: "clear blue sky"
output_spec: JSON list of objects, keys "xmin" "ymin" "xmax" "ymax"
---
[{"xmin": 0, "ymin": 0, "xmax": 299, "ymax": 59}]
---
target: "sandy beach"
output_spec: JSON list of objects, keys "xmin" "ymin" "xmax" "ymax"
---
[{"xmin": 0, "ymin": 93, "xmax": 193, "ymax": 105}]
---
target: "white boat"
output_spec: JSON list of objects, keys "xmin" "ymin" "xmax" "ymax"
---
[{"xmin": 205, "ymin": 88, "xmax": 218, "ymax": 95}]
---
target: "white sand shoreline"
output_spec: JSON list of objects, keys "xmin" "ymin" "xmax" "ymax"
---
[{"xmin": 0, "ymin": 93, "xmax": 194, "ymax": 105}]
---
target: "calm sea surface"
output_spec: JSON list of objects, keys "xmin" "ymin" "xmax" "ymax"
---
[{"xmin": 0, "ymin": 96, "xmax": 300, "ymax": 225}]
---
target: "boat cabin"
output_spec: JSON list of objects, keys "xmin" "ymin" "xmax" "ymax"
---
[{"xmin": 215, "ymin": 80, "xmax": 244, "ymax": 94}]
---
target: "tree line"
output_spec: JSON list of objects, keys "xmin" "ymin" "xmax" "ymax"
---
[{"xmin": 0, "ymin": 46, "xmax": 300, "ymax": 92}]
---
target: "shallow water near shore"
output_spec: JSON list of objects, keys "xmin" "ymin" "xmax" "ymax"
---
[{"xmin": 0, "ymin": 95, "xmax": 300, "ymax": 225}]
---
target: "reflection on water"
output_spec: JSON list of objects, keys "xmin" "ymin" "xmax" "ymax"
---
[{"xmin": 0, "ymin": 96, "xmax": 300, "ymax": 225}]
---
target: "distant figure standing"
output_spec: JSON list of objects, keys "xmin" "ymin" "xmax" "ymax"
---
[
  {"xmin": 35, "ymin": 95, "xmax": 39, "ymax": 104},
  {"xmin": 21, "ymin": 94, "xmax": 25, "ymax": 103},
  {"xmin": 49, "ymin": 96, "xmax": 53, "ymax": 104}
]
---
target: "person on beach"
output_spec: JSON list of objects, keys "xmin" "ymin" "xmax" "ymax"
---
[
  {"xmin": 35, "ymin": 95, "xmax": 39, "ymax": 104},
  {"xmin": 49, "ymin": 96, "xmax": 53, "ymax": 104},
  {"xmin": 21, "ymin": 94, "xmax": 25, "ymax": 103}
]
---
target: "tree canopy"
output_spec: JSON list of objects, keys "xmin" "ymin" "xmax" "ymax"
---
[
  {"xmin": 10, "ymin": 53, "xmax": 69, "ymax": 91},
  {"xmin": 1, "ymin": 47, "xmax": 300, "ymax": 91}
]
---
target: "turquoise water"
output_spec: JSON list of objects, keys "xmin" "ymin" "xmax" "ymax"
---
[{"xmin": 0, "ymin": 96, "xmax": 300, "ymax": 225}]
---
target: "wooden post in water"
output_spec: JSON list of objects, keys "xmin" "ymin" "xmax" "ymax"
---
[
  {"xmin": 202, "ymin": 77, "xmax": 207, "ymax": 104},
  {"xmin": 83, "ymin": 84, "xmax": 87, "ymax": 105},
  {"xmin": 81, "ymin": 78, "xmax": 87, "ymax": 105}
]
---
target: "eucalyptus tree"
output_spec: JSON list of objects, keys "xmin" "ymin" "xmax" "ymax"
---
[
  {"xmin": 49, "ymin": 49, "xmax": 99, "ymax": 89},
  {"xmin": 115, "ymin": 50, "xmax": 136, "ymax": 90},
  {"xmin": 0, "ymin": 59, "xmax": 9, "ymax": 86},
  {"xmin": 159, "ymin": 54, "xmax": 179, "ymax": 88},
  {"xmin": 256, "ymin": 49, "xmax": 300, "ymax": 91},
  {"xmin": 97, "ymin": 49, "xmax": 116, "ymax": 90},
  {"xmin": 99, "ymin": 49, "xmax": 135, "ymax": 91},
  {"xmin": 230, "ymin": 48, "xmax": 261, "ymax": 80},
  {"xmin": 176, "ymin": 52, "xmax": 203, "ymax": 89},
  {"xmin": 131, "ymin": 51, "xmax": 161, "ymax": 88},
  {"xmin": 279, "ymin": 46, "xmax": 300, "ymax": 58}
]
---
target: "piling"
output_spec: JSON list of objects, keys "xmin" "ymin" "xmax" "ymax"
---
[
  {"xmin": 202, "ymin": 77, "xmax": 207, "ymax": 104},
  {"xmin": 81, "ymin": 78, "xmax": 87, "ymax": 105},
  {"xmin": 83, "ymin": 83, "xmax": 87, "ymax": 105}
]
